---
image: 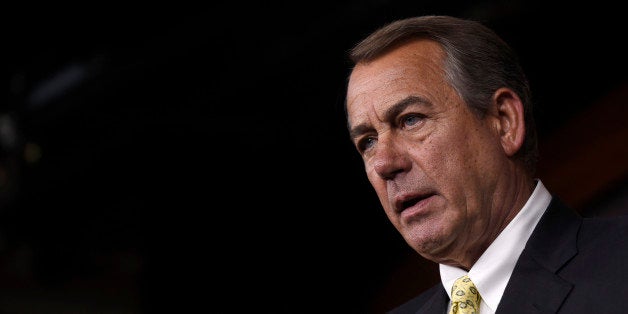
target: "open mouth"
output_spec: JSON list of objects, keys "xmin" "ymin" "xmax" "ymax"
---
[{"xmin": 396, "ymin": 193, "xmax": 435, "ymax": 213}]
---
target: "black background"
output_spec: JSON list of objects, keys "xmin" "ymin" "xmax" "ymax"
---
[{"xmin": 3, "ymin": 1, "xmax": 627, "ymax": 313}]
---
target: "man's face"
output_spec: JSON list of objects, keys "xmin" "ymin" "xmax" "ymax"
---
[{"xmin": 346, "ymin": 40, "xmax": 507, "ymax": 266}]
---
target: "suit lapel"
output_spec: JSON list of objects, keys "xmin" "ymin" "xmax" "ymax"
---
[{"xmin": 496, "ymin": 198, "xmax": 581, "ymax": 313}]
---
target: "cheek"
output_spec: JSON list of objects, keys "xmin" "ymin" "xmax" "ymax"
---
[
  {"xmin": 426, "ymin": 126, "xmax": 501, "ymax": 206},
  {"xmin": 413, "ymin": 130, "xmax": 479, "ymax": 197},
  {"xmin": 411, "ymin": 135, "xmax": 456, "ymax": 175}
]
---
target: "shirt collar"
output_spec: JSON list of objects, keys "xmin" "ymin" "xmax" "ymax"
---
[{"xmin": 440, "ymin": 180, "xmax": 551, "ymax": 312}]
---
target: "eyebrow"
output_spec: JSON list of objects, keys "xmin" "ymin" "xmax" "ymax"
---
[{"xmin": 349, "ymin": 95, "xmax": 432, "ymax": 140}]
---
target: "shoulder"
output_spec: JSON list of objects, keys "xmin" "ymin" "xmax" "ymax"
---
[
  {"xmin": 387, "ymin": 284, "xmax": 445, "ymax": 314},
  {"xmin": 556, "ymin": 214, "xmax": 628, "ymax": 311},
  {"xmin": 579, "ymin": 213, "xmax": 628, "ymax": 252},
  {"xmin": 557, "ymin": 213, "xmax": 628, "ymax": 282}
]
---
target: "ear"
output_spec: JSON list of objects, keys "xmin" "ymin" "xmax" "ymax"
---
[{"xmin": 492, "ymin": 87, "xmax": 525, "ymax": 157}]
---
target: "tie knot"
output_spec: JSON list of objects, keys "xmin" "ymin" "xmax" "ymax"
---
[{"xmin": 449, "ymin": 275, "xmax": 481, "ymax": 313}]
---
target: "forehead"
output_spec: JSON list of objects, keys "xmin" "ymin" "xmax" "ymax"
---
[{"xmin": 346, "ymin": 40, "xmax": 449, "ymax": 123}]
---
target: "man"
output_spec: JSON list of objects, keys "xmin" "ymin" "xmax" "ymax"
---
[{"xmin": 344, "ymin": 15, "xmax": 627, "ymax": 313}]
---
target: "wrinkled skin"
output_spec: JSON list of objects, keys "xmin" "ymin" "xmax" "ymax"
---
[{"xmin": 346, "ymin": 39, "xmax": 532, "ymax": 270}]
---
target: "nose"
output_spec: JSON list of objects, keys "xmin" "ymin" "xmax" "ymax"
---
[{"xmin": 371, "ymin": 138, "xmax": 411, "ymax": 180}]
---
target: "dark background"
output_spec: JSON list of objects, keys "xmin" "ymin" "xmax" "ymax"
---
[{"xmin": 3, "ymin": 1, "xmax": 627, "ymax": 313}]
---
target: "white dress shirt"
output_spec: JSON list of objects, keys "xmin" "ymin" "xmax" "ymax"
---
[{"xmin": 440, "ymin": 180, "xmax": 552, "ymax": 314}]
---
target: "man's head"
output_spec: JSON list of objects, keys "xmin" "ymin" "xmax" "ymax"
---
[{"xmin": 345, "ymin": 16, "xmax": 537, "ymax": 269}]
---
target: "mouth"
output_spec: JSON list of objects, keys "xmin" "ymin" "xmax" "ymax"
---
[{"xmin": 395, "ymin": 193, "xmax": 436, "ymax": 215}]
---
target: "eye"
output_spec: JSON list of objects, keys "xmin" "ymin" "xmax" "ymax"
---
[
  {"xmin": 400, "ymin": 114, "xmax": 425, "ymax": 128},
  {"xmin": 357, "ymin": 136, "xmax": 377, "ymax": 153}
]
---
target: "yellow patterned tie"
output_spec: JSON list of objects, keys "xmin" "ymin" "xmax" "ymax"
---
[{"xmin": 448, "ymin": 275, "xmax": 481, "ymax": 314}]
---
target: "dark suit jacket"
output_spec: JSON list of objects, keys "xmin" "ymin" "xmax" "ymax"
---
[{"xmin": 388, "ymin": 197, "xmax": 628, "ymax": 314}]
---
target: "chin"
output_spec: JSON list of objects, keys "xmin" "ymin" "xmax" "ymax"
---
[{"xmin": 405, "ymin": 228, "xmax": 448, "ymax": 257}]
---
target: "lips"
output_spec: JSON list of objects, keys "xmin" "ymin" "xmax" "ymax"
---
[{"xmin": 395, "ymin": 192, "xmax": 436, "ymax": 215}]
